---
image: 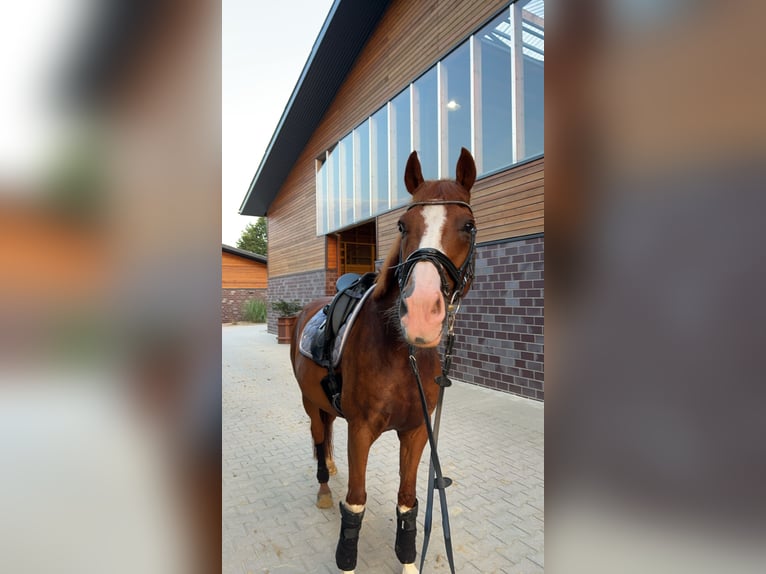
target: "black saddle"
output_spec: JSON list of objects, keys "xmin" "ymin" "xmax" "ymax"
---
[
  {"xmin": 309, "ymin": 272, "xmax": 377, "ymax": 366},
  {"xmin": 308, "ymin": 271, "xmax": 377, "ymax": 417}
]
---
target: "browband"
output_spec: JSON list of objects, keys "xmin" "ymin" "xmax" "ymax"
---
[{"xmin": 406, "ymin": 200, "xmax": 473, "ymax": 213}]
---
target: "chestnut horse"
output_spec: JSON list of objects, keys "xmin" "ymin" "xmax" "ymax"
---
[{"xmin": 290, "ymin": 148, "xmax": 477, "ymax": 573}]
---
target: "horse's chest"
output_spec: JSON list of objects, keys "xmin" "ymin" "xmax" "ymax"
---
[{"xmin": 371, "ymin": 377, "xmax": 438, "ymax": 431}]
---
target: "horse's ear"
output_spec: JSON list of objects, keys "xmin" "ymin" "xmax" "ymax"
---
[
  {"xmin": 455, "ymin": 147, "xmax": 476, "ymax": 194},
  {"xmin": 404, "ymin": 151, "xmax": 424, "ymax": 194}
]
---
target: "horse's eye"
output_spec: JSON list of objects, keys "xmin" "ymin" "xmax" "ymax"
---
[
  {"xmin": 463, "ymin": 221, "xmax": 476, "ymax": 233},
  {"xmin": 398, "ymin": 221, "xmax": 406, "ymax": 234}
]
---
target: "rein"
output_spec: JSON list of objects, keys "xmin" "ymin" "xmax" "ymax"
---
[
  {"xmin": 398, "ymin": 199, "xmax": 475, "ymax": 574},
  {"xmin": 408, "ymin": 307, "xmax": 460, "ymax": 574}
]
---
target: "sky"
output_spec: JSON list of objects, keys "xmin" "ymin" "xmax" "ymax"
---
[{"xmin": 222, "ymin": 0, "xmax": 336, "ymax": 247}]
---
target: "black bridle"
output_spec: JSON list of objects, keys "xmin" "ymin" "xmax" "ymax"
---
[
  {"xmin": 395, "ymin": 200, "xmax": 477, "ymax": 307},
  {"xmin": 394, "ymin": 199, "xmax": 476, "ymax": 574}
]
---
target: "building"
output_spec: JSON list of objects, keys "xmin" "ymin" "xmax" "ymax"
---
[
  {"xmin": 221, "ymin": 245, "xmax": 268, "ymax": 323},
  {"xmin": 240, "ymin": 0, "xmax": 543, "ymax": 400}
]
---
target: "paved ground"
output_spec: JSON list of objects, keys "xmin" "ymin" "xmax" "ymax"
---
[{"xmin": 223, "ymin": 323, "xmax": 544, "ymax": 574}]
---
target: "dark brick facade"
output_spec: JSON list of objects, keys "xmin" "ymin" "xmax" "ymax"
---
[
  {"xmin": 267, "ymin": 269, "xmax": 327, "ymax": 333},
  {"xmin": 450, "ymin": 235, "xmax": 544, "ymax": 400},
  {"xmin": 269, "ymin": 236, "xmax": 544, "ymax": 400},
  {"xmin": 222, "ymin": 288, "xmax": 267, "ymax": 323}
]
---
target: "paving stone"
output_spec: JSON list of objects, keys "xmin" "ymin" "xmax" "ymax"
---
[{"xmin": 223, "ymin": 324, "xmax": 544, "ymax": 573}]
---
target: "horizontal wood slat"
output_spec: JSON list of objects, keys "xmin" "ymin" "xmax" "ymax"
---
[{"xmin": 221, "ymin": 252, "xmax": 268, "ymax": 289}]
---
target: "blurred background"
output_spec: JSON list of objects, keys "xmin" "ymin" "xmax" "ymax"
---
[
  {"xmin": 3, "ymin": 0, "xmax": 766, "ymax": 572},
  {"xmin": 546, "ymin": 0, "xmax": 766, "ymax": 572},
  {"xmin": 0, "ymin": 1, "xmax": 220, "ymax": 573}
]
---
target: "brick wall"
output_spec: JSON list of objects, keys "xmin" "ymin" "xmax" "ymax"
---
[
  {"xmin": 267, "ymin": 269, "xmax": 328, "ymax": 333},
  {"xmin": 450, "ymin": 235, "xmax": 544, "ymax": 400},
  {"xmin": 222, "ymin": 288, "xmax": 267, "ymax": 323},
  {"xmin": 266, "ymin": 237, "xmax": 544, "ymax": 400}
]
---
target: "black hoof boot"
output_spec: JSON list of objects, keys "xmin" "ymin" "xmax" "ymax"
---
[
  {"xmin": 336, "ymin": 502, "xmax": 365, "ymax": 571},
  {"xmin": 395, "ymin": 499, "xmax": 418, "ymax": 564}
]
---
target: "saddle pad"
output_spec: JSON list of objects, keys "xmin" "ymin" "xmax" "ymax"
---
[{"xmin": 299, "ymin": 284, "xmax": 375, "ymax": 368}]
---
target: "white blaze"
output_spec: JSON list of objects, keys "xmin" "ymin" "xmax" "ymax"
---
[
  {"xmin": 419, "ymin": 205, "xmax": 446, "ymax": 250},
  {"xmin": 400, "ymin": 205, "xmax": 448, "ymax": 347}
]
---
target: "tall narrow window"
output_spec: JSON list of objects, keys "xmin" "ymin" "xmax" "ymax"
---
[
  {"xmin": 390, "ymin": 88, "xmax": 411, "ymax": 207},
  {"xmin": 370, "ymin": 106, "xmax": 389, "ymax": 214},
  {"xmin": 522, "ymin": 0, "xmax": 544, "ymax": 158},
  {"xmin": 476, "ymin": 10, "xmax": 513, "ymax": 174},
  {"xmin": 316, "ymin": 155, "xmax": 327, "ymax": 235},
  {"xmin": 354, "ymin": 120, "xmax": 371, "ymax": 220},
  {"xmin": 339, "ymin": 133, "xmax": 354, "ymax": 227},
  {"xmin": 326, "ymin": 145, "xmax": 339, "ymax": 232},
  {"xmin": 441, "ymin": 43, "xmax": 471, "ymax": 177},
  {"xmin": 413, "ymin": 68, "xmax": 438, "ymax": 180}
]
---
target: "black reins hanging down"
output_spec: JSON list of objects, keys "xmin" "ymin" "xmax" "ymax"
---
[
  {"xmin": 415, "ymin": 304, "xmax": 462, "ymax": 574},
  {"xmin": 398, "ymin": 199, "xmax": 476, "ymax": 573}
]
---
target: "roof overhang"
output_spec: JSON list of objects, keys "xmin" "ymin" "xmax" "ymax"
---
[
  {"xmin": 239, "ymin": 0, "xmax": 392, "ymax": 216},
  {"xmin": 222, "ymin": 244, "xmax": 267, "ymax": 264}
]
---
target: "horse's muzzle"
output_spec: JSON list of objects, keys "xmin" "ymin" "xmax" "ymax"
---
[{"xmin": 399, "ymin": 261, "xmax": 446, "ymax": 348}]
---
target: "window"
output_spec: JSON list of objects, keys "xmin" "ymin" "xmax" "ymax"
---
[
  {"xmin": 390, "ymin": 88, "xmax": 411, "ymax": 207},
  {"xmin": 338, "ymin": 133, "xmax": 354, "ymax": 227},
  {"xmin": 316, "ymin": 156, "xmax": 328, "ymax": 235},
  {"xmin": 327, "ymin": 145, "xmax": 339, "ymax": 232},
  {"xmin": 521, "ymin": 0, "xmax": 544, "ymax": 158},
  {"xmin": 440, "ymin": 42, "xmax": 471, "ymax": 178},
  {"xmin": 370, "ymin": 106, "xmax": 389, "ymax": 215},
  {"xmin": 413, "ymin": 67, "xmax": 438, "ymax": 180},
  {"xmin": 354, "ymin": 120, "xmax": 371, "ymax": 220},
  {"xmin": 476, "ymin": 10, "xmax": 513, "ymax": 174}
]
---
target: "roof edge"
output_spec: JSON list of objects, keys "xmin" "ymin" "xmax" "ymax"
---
[{"xmin": 222, "ymin": 244, "xmax": 267, "ymax": 264}]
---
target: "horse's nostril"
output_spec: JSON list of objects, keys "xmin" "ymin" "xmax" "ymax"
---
[
  {"xmin": 399, "ymin": 299, "xmax": 408, "ymax": 316},
  {"xmin": 431, "ymin": 297, "xmax": 442, "ymax": 316}
]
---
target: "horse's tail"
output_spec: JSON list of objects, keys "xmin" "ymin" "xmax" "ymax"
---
[{"xmin": 319, "ymin": 408, "xmax": 334, "ymax": 460}]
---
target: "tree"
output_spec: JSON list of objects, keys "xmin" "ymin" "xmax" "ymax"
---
[{"xmin": 236, "ymin": 218, "xmax": 268, "ymax": 256}]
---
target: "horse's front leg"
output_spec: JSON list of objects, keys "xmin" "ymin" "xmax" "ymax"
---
[
  {"xmin": 336, "ymin": 423, "xmax": 375, "ymax": 573},
  {"xmin": 395, "ymin": 424, "xmax": 429, "ymax": 574}
]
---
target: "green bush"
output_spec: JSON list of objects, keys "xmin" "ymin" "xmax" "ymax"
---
[
  {"xmin": 271, "ymin": 299, "xmax": 303, "ymax": 317},
  {"xmin": 242, "ymin": 298, "xmax": 267, "ymax": 323}
]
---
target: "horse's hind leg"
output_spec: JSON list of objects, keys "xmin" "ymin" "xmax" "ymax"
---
[{"xmin": 303, "ymin": 398, "xmax": 334, "ymax": 509}]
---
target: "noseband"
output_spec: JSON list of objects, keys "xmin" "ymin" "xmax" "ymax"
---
[{"xmin": 395, "ymin": 200, "xmax": 477, "ymax": 306}]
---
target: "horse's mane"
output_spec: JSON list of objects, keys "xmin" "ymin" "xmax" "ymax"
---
[{"xmin": 372, "ymin": 234, "xmax": 401, "ymax": 301}]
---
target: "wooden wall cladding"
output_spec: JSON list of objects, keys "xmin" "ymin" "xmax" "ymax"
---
[
  {"xmin": 267, "ymin": 164, "xmax": 325, "ymax": 277},
  {"xmin": 221, "ymin": 252, "xmax": 268, "ymax": 289},
  {"xmin": 471, "ymin": 157, "xmax": 544, "ymax": 244}
]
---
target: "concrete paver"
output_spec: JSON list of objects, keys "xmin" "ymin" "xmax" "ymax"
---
[{"xmin": 223, "ymin": 323, "xmax": 543, "ymax": 573}]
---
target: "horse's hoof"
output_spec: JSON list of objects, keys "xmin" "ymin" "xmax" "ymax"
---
[
  {"xmin": 316, "ymin": 492, "xmax": 333, "ymax": 509},
  {"xmin": 401, "ymin": 563, "xmax": 419, "ymax": 574},
  {"xmin": 327, "ymin": 460, "xmax": 338, "ymax": 476}
]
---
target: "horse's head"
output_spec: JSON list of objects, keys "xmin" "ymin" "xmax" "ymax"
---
[{"xmin": 385, "ymin": 147, "xmax": 477, "ymax": 348}]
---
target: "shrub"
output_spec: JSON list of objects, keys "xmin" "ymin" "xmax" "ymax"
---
[
  {"xmin": 242, "ymin": 298, "xmax": 267, "ymax": 323},
  {"xmin": 271, "ymin": 299, "xmax": 303, "ymax": 317}
]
